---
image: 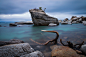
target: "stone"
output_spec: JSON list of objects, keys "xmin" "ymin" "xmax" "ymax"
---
[
  {"xmin": 82, "ymin": 21, "xmax": 86, "ymax": 25},
  {"xmin": 58, "ymin": 20, "xmax": 62, "ymax": 23},
  {"xmin": 0, "ymin": 43, "xmax": 34, "ymax": 57},
  {"xmin": 20, "ymin": 51, "xmax": 44, "ymax": 57},
  {"xmin": 29, "ymin": 9, "xmax": 59, "ymax": 26},
  {"xmin": 50, "ymin": 45, "xmax": 80, "ymax": 57},
  {"xmin": 48, "ymin": 23, "xmax": 57, "ymax": 26},
  {"xmin": 9, "ymin": 23, "xmax": 17, "ymax": 26},
  {"xmin": 61, "ymin": 21, "xmax": 68, "ymax": 24},
  {"xmin": 81, "ymin": 44, "xmax": 86, "ymax": 55},
  {"xmin": 0, "ymin": 39, "xmax": 24, "ymax": 46},
  {"xmin": 15, "ymin": 21, "xmax": 33, "ymax": 25}
]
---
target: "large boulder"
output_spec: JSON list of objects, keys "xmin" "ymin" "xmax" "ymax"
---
[
  {"xmin": 9, "ymin": 23, "xmax": 17, "ymax": 26},
  {"xmin": 50, "ymin": 45, "xmax": 80, "ymax": 57},
  {"xmin": 0, "ymin": 43, "xmax": 34, "ymax": 57},
  {"xmin": 29, "ymin": 9, "xmax": 59, "ymax": 26}
]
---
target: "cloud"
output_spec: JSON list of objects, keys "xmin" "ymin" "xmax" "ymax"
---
[{"xmin": 0, "ymin": 0, "xmax": 86, "ymax": 14}]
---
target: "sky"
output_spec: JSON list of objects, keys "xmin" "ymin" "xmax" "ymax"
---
[{"xmin": 0, "ymin": 0, "xmax": 86, "ymax": 22}]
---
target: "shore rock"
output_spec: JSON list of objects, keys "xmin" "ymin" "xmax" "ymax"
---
[
  {"xmin": 9, "ymin": 23, "xmax": 17, "ymax": 26},
  {"xmin": 15, "ymin": 21, "xmax": 33, "ymax": 25},
  {"xmin": 20, "ymin": 51, "xmax": 44, "ymax": 57},
  {"xmin": 0, "ymin": 43, "xmax": 34, "ymax": 57},
  {"xmin": 50, "ymin": 45, "xmax": 80, "ymax": 57},
  {"xmin": 81, "ymin": 44, "xmax": 86, "ymax": 55},
  {"xmin": 0, "ymin": 39, "xmax": 24, "ymax": 46},
  {"xmin": 29, "ymin": 9, "xmax": 59, "ymax": 26}
]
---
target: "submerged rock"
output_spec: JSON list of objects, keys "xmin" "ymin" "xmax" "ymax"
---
[
  {"xmin": 0, "ymin": 43, "xmax": 34, "ymax": 57},
  {"xmin": 0, "ymin": 39, "xmax": 24, "ymax": 46},
  {"xmin": 50, "ymin": 45, "xmax": 80, "ymax": 57},
  {"xmin": 20, "ymin": 51, "xmax": 44, "ymax": 57},
  {"xmin": 29, "ymin": 9, "xmax": 59, "ymax": 26},
  {"xmin": 9, "ymin": 23, "xmax": 17, "ymax": 26}
]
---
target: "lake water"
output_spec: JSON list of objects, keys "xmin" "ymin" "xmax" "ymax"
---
[{"xmin": 0, "ymin": 22, "xmax": 86, "ymax": 56}]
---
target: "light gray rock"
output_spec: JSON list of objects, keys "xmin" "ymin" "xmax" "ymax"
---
[
  {"xmin": 20, "ymin": 51, "xmax": 44, "ymax": 57},
  {"xmin": 29, "ymin": 9, "xmax": 59, "ymax": 26},
  {"xmin": 81, "ymin": 44, "xmax": 86, "ymax": 54},
  {"xmin": 0, "ymin": 43, "xmax": 34, "ymax": 57},
  {"xmin": 82, "ymin": 21, "xmax": 86, "ymax": 25},
  {"xmin": 48, "ymin": 23, "xmax": 57, "ymax": 26}
]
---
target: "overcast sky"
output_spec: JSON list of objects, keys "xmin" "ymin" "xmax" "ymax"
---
[{"xmin": 0, "ymin": 0, "xmax": 86, "ymax": 22}]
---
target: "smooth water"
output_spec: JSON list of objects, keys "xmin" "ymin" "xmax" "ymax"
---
[{"xmin": 0, "ymin": 22, "xmax": 86, "ymax": 56}]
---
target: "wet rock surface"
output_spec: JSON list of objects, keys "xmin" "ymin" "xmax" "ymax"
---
[
  {"xmin": 29, "ymin": 9, "xmax": 59, "ymax": 26},
  {"xmin": 50, "ymin": 45, "xmax": 80, "ymax": 57}
]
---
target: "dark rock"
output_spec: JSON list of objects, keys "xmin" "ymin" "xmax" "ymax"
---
[
  {"xmin": 9, "ymin": 23, "xmax": 17, "ymax": 26},
  {"xmin": 29, "ymin": 9, "xmax": 59, "ymax": 26},
  {"xmin": 50, "ymin": 45, "xmax": 80, "ymax": 57},
  {"xmin": 0, "ymin": 25, "xmax": 1, "ymax": 27},
  {"xmin": 0, "ymin": 39, "xmax": 24, "ymax": 46},
  {"xmin": 15, "ymin": 22, "xmax": 33, "ymax": 25}
]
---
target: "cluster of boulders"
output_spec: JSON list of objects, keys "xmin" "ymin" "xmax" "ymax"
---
[
  {"xmin": 0, "ymin": 39, "xmax": 44, "ymax": 57},
  {"xmin": 59, "ymin": 16, "xmax": 86, "ymax": 25}
]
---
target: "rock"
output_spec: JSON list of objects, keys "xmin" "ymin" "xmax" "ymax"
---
[
  {"xmin": 61, "ymin": 21, "xmax": 68, "ymax": 24},
  {"xmin": 0, "ymin": 43, "xmax": 34, "ymax": 57},
  {"xmin": 63, "ymin": 18, "xmax": 69, "ymax": 22},
  {"xmin": 82, "ymin": 21, "xmax": 86, "ymax": 25},
  {"xmin": 48, "ymin": 23, "xmax": 57, "ymax": 26},
  {"xmin": 81, "ymin": 44, "xmax": 86, "ymax": 54},
  {"xmin": 20, "ymin": 51, "xmax": 44, "ymax": 57},
  {"xmin": 0, "ymin": 25, "xmax": 1, "ymax": 27},
  {"xmin": 81, "ymin": 16, "xmax": 86, "ymax": 21},
  {"xmin": 15, "ymin": 21, "xmax": 33, "ymax": 25},
  {"xmin": 9, "ymin": 23, "xmax": 17, "ymax": 26},
  {"xmin": 0, "ymin": 39, "xmax": 24, "ymax": 46},
  {"xmin": 50, "ymin": 45, "xmax": 80, "ymax": 57},
  {"xmin": 29, "ymin": 9, "xmax": 59, "ymax": 26},
  {"xmin": 72, "ymin": 21, "xmax": 78, "ymax": 24}
]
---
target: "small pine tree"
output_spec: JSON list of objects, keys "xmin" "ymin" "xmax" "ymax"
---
[{"xmin": 39, "ymin": 7, "xmax": 42, "ymax": 10}]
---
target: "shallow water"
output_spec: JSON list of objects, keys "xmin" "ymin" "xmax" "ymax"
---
[{"xmin": 0, "ymin": 22, "xmax": 86, "ymax": 56}]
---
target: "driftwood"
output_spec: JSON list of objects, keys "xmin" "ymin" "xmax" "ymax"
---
[
  {"xmin": 30, "ymin": 30, "xmax": 59, "ymax": 45},
  {"xmin": 60, "ymin": 39, "xmax": 84, "ymax": 54}
]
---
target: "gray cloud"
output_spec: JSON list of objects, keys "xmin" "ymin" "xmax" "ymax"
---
[{"xmin": 0, "ymin": 0, "xmax": 86, "ymax": 14}]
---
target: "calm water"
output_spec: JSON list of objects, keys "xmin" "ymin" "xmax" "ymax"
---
[{"xmin": 0, "ymin": 22, "xmax": 86, "ymax": 56}]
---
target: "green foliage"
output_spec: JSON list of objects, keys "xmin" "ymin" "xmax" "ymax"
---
[{"xmin": 39, "ymin": 7, "xmax": 42, "ymax": 10}]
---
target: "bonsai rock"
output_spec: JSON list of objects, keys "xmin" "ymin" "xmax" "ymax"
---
[{"xmin": 29, "ymin": 9, "xmax": 59, "ymax": 26}]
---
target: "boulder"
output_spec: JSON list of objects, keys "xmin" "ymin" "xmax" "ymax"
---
[
  {"xmin": 81, "ymin": 44, "xmax": 86, "ymax": 54},
  {"xmin": 0, "ymin": 39, "xmax": 24, "ymax": 46},
  {"xmin": 0, "ymin": 43, "xmax": 34, "ymax": 57},
  {"xmin": 58, "ymin": 20, "xmax": 62, "ymax": 23},
  {"xmin": 82, "ymin": 21, "xmax": 86, "ymax": 25},
  {"xmin": 61, "ymin": 21, "xmax": 68, "ymax": 24},
  {"xmin": 9, "ymin": 23, "xmax": 17, "ymax": 26},
  {"xmin": 50, "ymin": 45, "xmax": 80, "ymax": 57},
  {"xmin": 48, "ymin": 23, "xmax": 57, "ymax": 26},
  {"xmin": 20, "ymin": 51, "xmax": 44, "ymax": 57},
  {"xmin": 29, "ymin": 9, "xmax": 59, "ymax": 26}
]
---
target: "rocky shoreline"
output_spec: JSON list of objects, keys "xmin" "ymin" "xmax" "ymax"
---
[{"xmin": 0, "ymin": 39, "xmax": 86, "ymax": 57}]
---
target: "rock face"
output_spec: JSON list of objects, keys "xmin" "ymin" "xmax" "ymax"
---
[
  {"xmin": 50, "ymin": 45, "xmax": 80, "ymax": 57},
  {"xmin": 29, "ymin": 9, "xmax": 59, "ymax": 26},
  {"xmin": 20, "ymin": 51, "xmax": 44, "ymax": 57},
  {"xmin": 0, "ymin": 43, "xmax": 34, "ymax": 57}
]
